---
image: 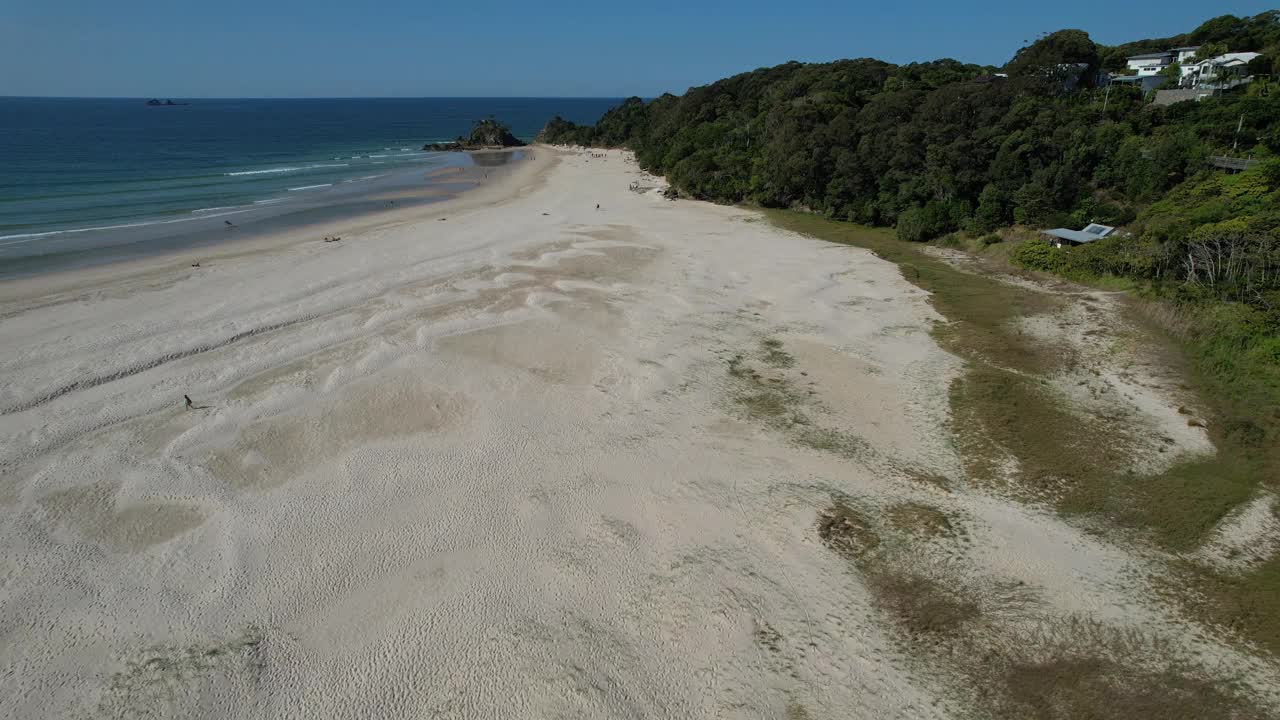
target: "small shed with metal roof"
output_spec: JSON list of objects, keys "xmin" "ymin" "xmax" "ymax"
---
[{"xmin": 1040, "ymin": 223, "xmax": 1116, "ymax": 248}]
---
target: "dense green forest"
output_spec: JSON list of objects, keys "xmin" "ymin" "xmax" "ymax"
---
[{"xmin": 539, "ymin": 12, "xmax": 1280, "ymax": 312}]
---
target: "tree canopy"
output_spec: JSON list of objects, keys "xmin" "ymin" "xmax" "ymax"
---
[
  {"xmin": 538, "ymin": 13, "xmax": 1280, "ymax": 308},
  {"xmin": 1004, "ymin": 29, "xmax": 1100, "ymax": 86},
  {"xmin": 1098, "ymin": 11, "xmax": 1280, "ymax": 70}
]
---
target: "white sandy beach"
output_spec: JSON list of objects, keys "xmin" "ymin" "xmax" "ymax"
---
[{"xmin": 1, "ymin": 147, "xmax": 1274, "ymax": 718}]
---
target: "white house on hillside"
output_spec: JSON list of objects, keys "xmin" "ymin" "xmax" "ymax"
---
[
  {"xmin": 1114, "ymin": 46, "xmax": 1266, "ymax": 99},
  {"xmin": 1125, "ymin": 52, "xmax": 1173, "ymax": 76},
  {"xmin": 1124, "ymin": 46, "xmax": 1200, "ymax": 76},
  {"xmin": 1182, "ymin": 52, "xmax": 1263, "ymax": 89}
]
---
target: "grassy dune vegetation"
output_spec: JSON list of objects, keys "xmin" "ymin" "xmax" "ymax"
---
[
  {"xmin": 814, "ymin": 494, "xmax": 1269, "ymax": 720},
  {"xmin": 767, "ymin": 210, "xmax": 1280, "ymax": 659},
  {"xmin": 760, "ymin": 213, "xmax": 1275, "ymax": 717}
]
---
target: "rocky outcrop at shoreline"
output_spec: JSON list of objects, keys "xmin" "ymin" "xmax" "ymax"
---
[{"xmin": 423, "ymin": 118, "xmax": 525, "ymax": 151}]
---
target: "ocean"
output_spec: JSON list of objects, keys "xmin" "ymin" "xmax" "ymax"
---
[{"xmin": 0, "ymin": 97, "xmax": 619, "ymax": 277}]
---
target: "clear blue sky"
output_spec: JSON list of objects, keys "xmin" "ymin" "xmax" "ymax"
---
[{"xmin": 1, "ymin": 1, "xmax": 1274, "ymax": 98}]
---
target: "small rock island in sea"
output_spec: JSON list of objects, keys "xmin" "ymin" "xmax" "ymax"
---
[{"xmin": 423, "ymin": 118, "xmax": 525, "ymax": 151}]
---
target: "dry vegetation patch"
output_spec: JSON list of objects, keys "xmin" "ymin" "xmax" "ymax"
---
[
  {"xmin": 812, "ymin": 504, "xmax": 1268, "ymax": 719},
  {"xmin": 760, "ymin": 337, "xmax": 796, "ymax": 368},
  {"xmin": 965, "ymin": 616, "xmax": 1271, "ymax": 720},
  {"xmin": 817, "ymin": 502, "xmax": 880, "ymax": 559},
  {"xmin": 886, "ymin": 502, "xmax": 954, "ymax": 538},
  {"xmin": 865, "ymin": 570, "xmax": 982, "ymax": 638},
  {"xmin": 723, "ymin": 336, "xmax": 884, "ymax": 469},
  {"xmin": 99, "ymin": 627, "xmax": 266, "ymax": 718},
  {"xmin": 862, "ymin": 556, "xmax": 1038, "ymax": 643},
  {"xmin": 816, "ymin": 500, "xmax": 1024, "ymax": 641},
  {"xmin": 805, "ymin": 466, "xmax": 1272, "ymax": 714}
]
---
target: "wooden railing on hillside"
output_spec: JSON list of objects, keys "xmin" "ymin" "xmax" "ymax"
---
[{"xmin": 1208, "ymin": 155, "xmax": 1259, "ymax": 172}]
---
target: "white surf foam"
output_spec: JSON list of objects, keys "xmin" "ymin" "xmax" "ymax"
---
[
  {"xmin": 0, "ymin": 208, "xmax": 256, "ymax": 247},
  {"xmin": 225, "ymin": 167, "xmax": 302, "ymax": 177}
]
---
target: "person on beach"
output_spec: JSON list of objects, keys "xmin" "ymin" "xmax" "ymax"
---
[{"xmin": 184, "ymin": 395, "xmax": 194, "ymax": 410}]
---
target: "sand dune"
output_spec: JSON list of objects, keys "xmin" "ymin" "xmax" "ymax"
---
[{"xmin": 1, "ymin": 148, "xmax": 1273, "ymax": 718}]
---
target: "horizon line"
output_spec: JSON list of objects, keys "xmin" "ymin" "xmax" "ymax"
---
[{"xmin": 0, "ymin": 95, "xmax": 637, "ymax": 101}]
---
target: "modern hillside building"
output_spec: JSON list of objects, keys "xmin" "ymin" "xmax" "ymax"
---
[
  {"xmin": 1109, "ymin": 46, "xmax": 1266, "ymax": 100},
  {"xmin": 1181, "ymin": 52, "xmax": 1263, "ymax": 89},
  {"xmin": 1123, "ymin": 46, "xmax": 1200, "ymax": 76}
]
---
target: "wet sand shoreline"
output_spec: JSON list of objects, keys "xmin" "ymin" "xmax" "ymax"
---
[
  {"xmin": 0, "ymin": 149, "xmax": 538, "ymax": 306},
  {"xmin": 0, "ymin": 149, "xmax": 526, "ymax": 286}
]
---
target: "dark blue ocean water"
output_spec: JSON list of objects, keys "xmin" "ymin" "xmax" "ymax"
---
[{"xmin": 0, "ymin": 97, "xmax": 619, "ymax": 263}]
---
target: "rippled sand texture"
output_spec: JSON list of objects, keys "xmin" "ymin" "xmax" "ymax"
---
[{"xmin": 4, "ymin": 149, "xmax": 1259, "ymax": 719}]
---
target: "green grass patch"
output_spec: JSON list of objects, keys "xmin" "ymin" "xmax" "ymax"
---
[
  {"xmin": 1120, "ymin": 453, "xmax": 1263, "ymax": 551},
  {"xmin": 1181, "ymin": 554, "xmax": 1280, "ymax": 655},
  {"xmin": 1122, "ymin": 288, "xmax": 1280, "ymax": 649}
]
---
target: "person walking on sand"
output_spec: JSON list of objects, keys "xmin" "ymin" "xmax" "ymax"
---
[
  {"xmin": 184, "ymin": 394, "xmax": 194, "ymax": 410},
  {"xmin": 596, "ymin": 203, "xmax": 600, "ymax": 210}
]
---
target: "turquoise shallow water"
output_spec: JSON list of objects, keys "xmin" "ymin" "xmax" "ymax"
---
[{"xmin": 0, "ymin": 97, "xmax": 619, "ymax": 275}]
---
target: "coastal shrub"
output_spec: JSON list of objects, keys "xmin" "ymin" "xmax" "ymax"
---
[
  {"xmin": 896, "ymin": 207, "xmax": 929, "ymax": 242},
  {"xmin": 971, "ymin": 185, "xmax": 1010, "ymax": 232},
  {"xmin": 897, "ymin": 202, "xmax": 952, "ymax": 242},
  {"xmin": 1010, "ymin": 239, "xmax": 1066, "ymax": 272}
]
